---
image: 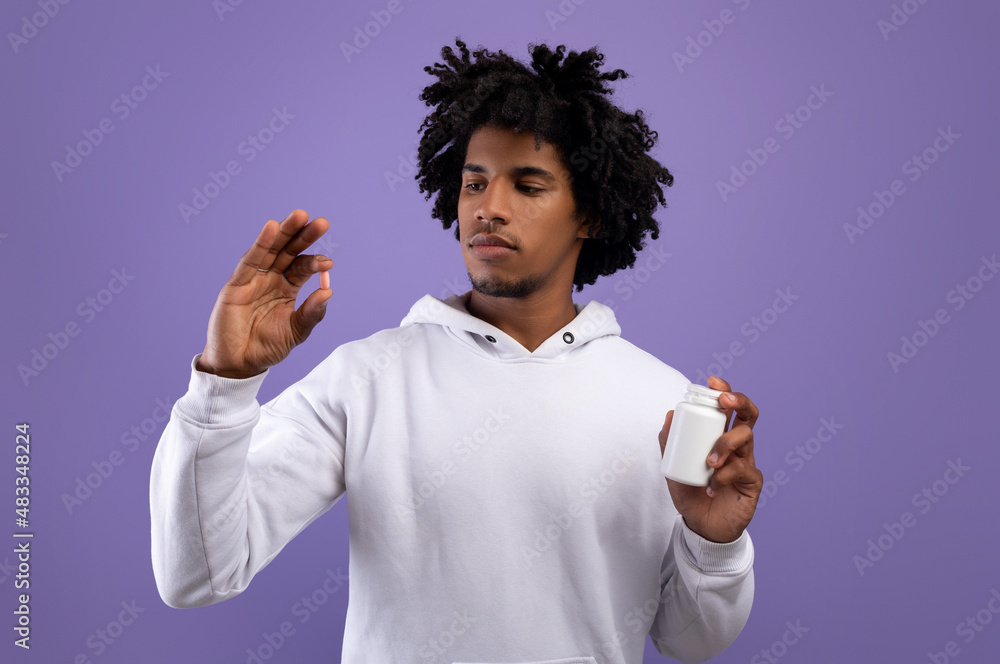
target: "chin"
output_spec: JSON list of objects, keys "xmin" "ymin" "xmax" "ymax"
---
[{"xmin": 468, "ymin": 272, "xmax": 542, "ymax": 298}]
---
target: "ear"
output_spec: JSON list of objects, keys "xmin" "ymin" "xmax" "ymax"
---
[{"xmin": 577, "ymin": 215, "xmax": 601, "ymax": 239}]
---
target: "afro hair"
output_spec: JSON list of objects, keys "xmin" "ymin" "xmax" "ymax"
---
[{"xmin": 415, "ymin": 37, "xmax": 674, "ymax": 291}]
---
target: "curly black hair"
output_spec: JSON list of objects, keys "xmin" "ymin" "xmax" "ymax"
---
[{"xmin": 415, "ymin": 37, "xmax": 674, "ymax": 291}]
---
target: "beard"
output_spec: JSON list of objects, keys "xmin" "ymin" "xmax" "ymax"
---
[{"xmin": 467, "ymin": 270, "xmax": 543, "ymax": 298}]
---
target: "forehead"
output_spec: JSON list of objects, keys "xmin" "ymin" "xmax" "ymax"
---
[
  {"xmin": 462, "ymin": 125, "xmax": 567, "ymax": 181},
  {"xmin": 464, "ymin": 125, "xmax": 563, "ymax": 164}
]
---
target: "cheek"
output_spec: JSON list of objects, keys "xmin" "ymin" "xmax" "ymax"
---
[
  {"xmin": 458, "ymin": 193, "xmax": 480, "ymax": 215},
  {"xmin": 455, "ymin": 200, "xmax": 473, "ymax": 230},
  {"xmin": 516, "ymin": 196, "xmax": 546, "ymax": 221}
]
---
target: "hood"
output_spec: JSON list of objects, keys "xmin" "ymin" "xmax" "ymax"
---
[{"xmin": 399, "ymin": 290, "xmax": 621, "ymax": 361}]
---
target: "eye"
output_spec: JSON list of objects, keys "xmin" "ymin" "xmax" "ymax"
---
[
  {"xmin": 463, "ymin": 182, "xmax": 484, "ymax": 192},
  {"xmin": 518, "ymin": 185, "xmax": 542, "ymax": 194}
]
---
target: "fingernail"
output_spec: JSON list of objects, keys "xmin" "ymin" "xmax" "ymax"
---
[
  {"xmin": 726, "ymin": 392, "xmax": 738, "ymax": 403},
  {"xmin": 706, "ymin": 486, "xmax": 715, "ymax": 497},
  {"xmin": 318, "ymin": 299, "xmax": 327, "ymax": 309},
  {"xmin": 708, "ymin": 453, "xmax": 719, "ymax": 465}
]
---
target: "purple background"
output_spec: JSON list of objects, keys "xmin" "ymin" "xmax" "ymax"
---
[{"xmin": 4, "ymin": 0, "xmax": 999, "ymax": 662}]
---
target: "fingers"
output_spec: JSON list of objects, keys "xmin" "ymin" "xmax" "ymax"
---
[
  {"xmin": 230, "ymin": 219, "xmax": 281, "ymax": 287},
  {"xmin": 283, "ymin": 253, "xmax": 334, "ymax": 288},
  {"xmin": 269, "ymin": 213, "xmax": 332, "ymax": 274},
  {"xmin": 707, "ymin": 423, "xmax": 755, "ymax": 475},
  {"xmin": 228, "ymin": 210, "xmax": 335, "ymax": 290},
  {"xmin": 724, "ymin": 390, "xmax": 759, "ymax": 429},
  {"xmin": 658, "ymin": 410, "xmax": 673, "ymax": 457},
  {"xmin": 230, "ymin": 209, "xmax": 307, "ymax": 286},
  {"xmin": 706, "ymin": 375, "xmax": 731, "ymax": 393},
  {"xmin": 705, "ymin": 419, "xmax": 760, "ymax": 496},
  {"xmin": 707, "ymin": 375, "xmax": 759, "ymax": 430},
  {"xmin": 702, "ymin": 376, "xmax": 762, "ymax": 498},
  {"xmin": 706, "ymin": 375, "xmax": 734, "ymax": 431},
  {"xmin": 708, "ymin": 451, "xmax": 763, "ymax": 496}
]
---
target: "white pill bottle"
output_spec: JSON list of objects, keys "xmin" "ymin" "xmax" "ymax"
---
[{"xmin": 661, "ymin": 384, "xmax": 728, "ymax": 486}]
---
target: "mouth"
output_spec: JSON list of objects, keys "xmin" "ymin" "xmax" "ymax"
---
[
  {"xmin": 468, "ymin": 233, "xmax": 516, "ymax": 260},
  {"xmin": 469, "ymin": 234, "xmax": 514, "ymax": 249}
]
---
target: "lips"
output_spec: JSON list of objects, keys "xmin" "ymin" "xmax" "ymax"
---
[{"xmin": 470, "ymin": 234, "xmax": 514, "ymax": 249}]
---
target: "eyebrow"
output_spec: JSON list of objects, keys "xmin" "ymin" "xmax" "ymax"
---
[{"xmin": 461, "ymin": 163, "xmax": 558, "ymax": 181}]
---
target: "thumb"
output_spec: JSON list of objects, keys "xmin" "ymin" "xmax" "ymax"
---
[
  {"xmin": 292, "ymin": 289, "xmax": 333, "ymax": 342},
  {"xmin": 659, "ymin": 410, "xmax": 673, "ymax": 458}
]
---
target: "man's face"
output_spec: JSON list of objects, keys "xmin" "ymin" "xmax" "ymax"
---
[{"xmin": 458, "ymin": 124, "xmax": 592, "ymax": 298}]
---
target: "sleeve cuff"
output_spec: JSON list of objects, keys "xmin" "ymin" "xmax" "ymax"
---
[
  {"xmin": 677, "ymin": 515, "xmax": 754, "ymax": 574},
  {"xmin": 172, "ymin": 353, "xmax": 271, "ymax": 426}
]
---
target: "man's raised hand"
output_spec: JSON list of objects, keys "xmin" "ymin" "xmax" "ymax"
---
[{"xmin": 196, "ymin": 210, "xmax": 334, "ymax": 378}]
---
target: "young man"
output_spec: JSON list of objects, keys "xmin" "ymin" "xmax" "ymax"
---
[{"xmin": 150, "ymin": 39, "xmax": 763, "ymax": 663}]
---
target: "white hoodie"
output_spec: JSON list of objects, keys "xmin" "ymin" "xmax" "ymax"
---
[{"xmin": 149, "ymin": 291, "xmax": 754, "ymax": 664}]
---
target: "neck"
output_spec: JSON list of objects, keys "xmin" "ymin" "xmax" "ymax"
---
[{"xmin": 466, "ymin": 286, "xmax": 579, "ymax": 353}]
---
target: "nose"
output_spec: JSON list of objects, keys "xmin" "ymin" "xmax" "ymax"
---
[{"xmin": 475, "ymin": 179, "xmax": 511, "ymax": 225}]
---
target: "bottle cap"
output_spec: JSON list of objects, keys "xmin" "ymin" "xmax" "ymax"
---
[{"xmin": 685, "ymin": 383, "xmax": 724, "ymax": 408}]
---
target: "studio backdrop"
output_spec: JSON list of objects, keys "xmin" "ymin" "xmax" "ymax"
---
[{"xmin": 3, "ymin": 0, "xmax": 998, "ymax": 662}]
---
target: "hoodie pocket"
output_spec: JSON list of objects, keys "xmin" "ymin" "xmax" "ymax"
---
[{"xmin": 452, "ymin": 658, "xmax": 598, "ymax": 664}]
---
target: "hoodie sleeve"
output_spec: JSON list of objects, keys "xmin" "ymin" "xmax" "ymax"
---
[
  {"xmin": 648, "ymin": 514, "xmax": 755, "ymax": 663},
  {"xmin": 149, "ymin": 352, "xmax": 348, "ymax": 609}
]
